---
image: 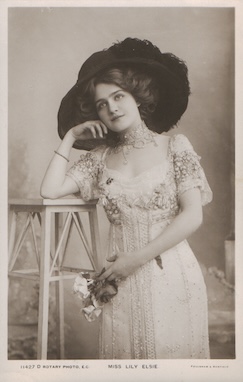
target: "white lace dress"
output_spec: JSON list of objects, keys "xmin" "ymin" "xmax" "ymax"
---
[{"xmin": 67, "ymin": 134, "xmax": 213, "ymax": 359}]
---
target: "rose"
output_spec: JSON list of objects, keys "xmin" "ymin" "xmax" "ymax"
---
[
  {"xmin": 94, "ymin": 281, "xmax": 118, "ymax": 303},
  {"xmin": 82, "ymin": 295, "xmax": 103, "ymax": 322},
  {"xmin": 82, "ymin": 304, "xmax": 102, "ymax": 322},
  {"xmin": 73, "ymin": 271, "xmax": 119, "ymax": 322},
  {"xmin": 73, "ymin": 274, "xmax": 93, "ymax": 299}
]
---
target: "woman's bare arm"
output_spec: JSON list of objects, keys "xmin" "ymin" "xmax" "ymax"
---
[
  {"xmin": 40, "ymin": 130, "xmax": 78, "ymax": 199},
  {"xmin": 40, "ymin": 121, "xmax": 108, "ymax": 199}
]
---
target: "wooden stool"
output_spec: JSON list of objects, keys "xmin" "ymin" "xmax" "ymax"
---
[{"xmin": 8, "ymin": 198, "xmax": 101, "ymax": 360}]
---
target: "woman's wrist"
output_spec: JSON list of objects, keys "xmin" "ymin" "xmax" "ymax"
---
[
  {"xmin": 133, "ymin": 244, "xmax": 160, "ymax": 268},
  {"xmin": 53, "ymin": 129, "xmax": 76, "ymax": 161},
  {"xmin": 133, "ymin": 250, "xmax": 147, "ymax": 268},
  {"xmin": 65, "ymin": 128, "xmax": 77, "ymax": 144}
]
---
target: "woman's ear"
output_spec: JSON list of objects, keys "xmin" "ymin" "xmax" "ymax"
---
[{"xmin": 136, "ymin": 102, "xmax": 141, "ymax": 107}]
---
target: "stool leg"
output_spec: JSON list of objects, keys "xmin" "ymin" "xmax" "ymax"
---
[
  {"xmin": 8, "ymin": 210, "xmax": 17, "ymax": 268},
  {"xmin": 37, "ymin": 208, "xmax": 51, "ymax": 359},
  {"xmin": 57, "ymin": 276, "xmax": 65, "ymax": 359},
  {"xmin": 54, "ymin": 213, "xmax": 65, "ymax": 359},
  {"xmin": 8, "ymin": 213, "xmax": 31, "ymax": 271},
  {"xmin": 89, "ymin": 208, "xmax": 102, "ymax": 270}
]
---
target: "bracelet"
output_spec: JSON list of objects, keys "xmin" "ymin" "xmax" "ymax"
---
[{"xmin": 54, "ymin": 150, "xmax": 70, "ymax": 162}]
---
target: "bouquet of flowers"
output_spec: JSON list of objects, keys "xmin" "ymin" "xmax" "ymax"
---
[{"xmin": 73, "ymin": 268, "xmax": 118, "ymax": 322}]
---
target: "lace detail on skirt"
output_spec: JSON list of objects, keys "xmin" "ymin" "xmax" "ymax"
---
[{"xmin": 124, "ymin": 209, "xmax": 156, "ymax": 359}]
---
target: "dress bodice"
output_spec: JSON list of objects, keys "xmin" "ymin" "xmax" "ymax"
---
[
  {"xmin": 98, "ymin": 156, "xmax": 179, "ymax": 225},
  {"xmin": 67, "ymin": 133, "xmax": 212, "ymax": 226}
]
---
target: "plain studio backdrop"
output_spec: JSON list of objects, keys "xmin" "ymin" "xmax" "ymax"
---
[{"xmin": 8, "ymin": 7, "xmax": 234, "ymax": 359}]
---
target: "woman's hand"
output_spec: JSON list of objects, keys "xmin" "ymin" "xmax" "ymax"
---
[
  {"xmin": 97, "ymin": 252, "xmax": 141, "ymax": 282},
  {"xmin": 70, "ymin": 120, "xmax": 108, "ymax": 141}
]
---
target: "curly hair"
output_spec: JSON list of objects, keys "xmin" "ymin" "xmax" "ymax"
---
[{"xmin": 76, "ymin": 67, "xmax": 160, "ymax": 146}]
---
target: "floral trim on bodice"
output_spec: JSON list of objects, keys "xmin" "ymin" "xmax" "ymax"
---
[
  {"xmin": 67, "ymin": 134, "xmax": 212, "ymax": 225},
  {"xmin": 98, "ymin": 167, "xmax": 180, "ymax": 225}
]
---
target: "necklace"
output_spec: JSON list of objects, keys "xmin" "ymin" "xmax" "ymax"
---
[{"xmin": 111, "ymin": 121, "xmax": 158, "ymax": 164}]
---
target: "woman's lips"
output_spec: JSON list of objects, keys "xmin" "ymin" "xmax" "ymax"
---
[{"xmin": 111, "ymin": 114, "xmax": 124, "ymax": 121}]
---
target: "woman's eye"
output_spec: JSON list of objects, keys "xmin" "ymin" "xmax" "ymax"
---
[
  {"xmin": 97, "ymin": 102, "xmax": 107, "ymax": 110},
  {"xmin": 114, "ymin": 93, "xmax": 124, "ymax": 100}
]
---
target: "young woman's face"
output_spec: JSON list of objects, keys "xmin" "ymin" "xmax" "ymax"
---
[{"xmin": 94, "ymin": 83, "xmax": 141, "ymax": 133}]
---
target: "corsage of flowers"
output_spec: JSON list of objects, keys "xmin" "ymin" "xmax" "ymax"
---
[{"xmin": 73, "ymin": 268, "xmax": 118, "ymax": 322}]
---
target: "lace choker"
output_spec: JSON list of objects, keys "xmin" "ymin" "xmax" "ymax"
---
[{"xmin": 112, "ymin": 121, "xmax": 158, "ymax": 164}]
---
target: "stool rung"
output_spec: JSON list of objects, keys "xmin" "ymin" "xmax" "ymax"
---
[{"xmin": 9, "ymin": 270, "xmax": 39, "ymax": 280}]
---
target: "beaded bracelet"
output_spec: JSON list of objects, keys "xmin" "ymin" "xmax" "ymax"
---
[{"xmin": 54, "ymin": 150, "xmax": 70, "ymax": 162}]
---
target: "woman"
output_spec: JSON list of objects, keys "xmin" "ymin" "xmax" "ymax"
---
[{"xmin": 41, "ymin": 38, "xmax": 213, "ymax": 359}]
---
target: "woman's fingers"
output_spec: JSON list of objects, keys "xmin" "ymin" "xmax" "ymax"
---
[
  {"xmin": 106, "ymin": 254, "xmax": 118, "ymax": 262},
  {"xmin": 97, "ymin": 268, "xmax": 112, "ymax": 281},
  {"xmin": 71, "ymin": 120, "xmax": 108, "ymax": 140},
  {"xmin": 100, "ymin": 121, "xmax": 108, "ymax": 135},
  {"xmin": 89, "ymin": 121, "xmax": 108, "ymax": 138},
  {"xmin": 93, "ymin": 122, "xmax": 105, "ymax": 138},
  {"xmin": 107, "ymin": 274, "xmax": 117, "ymax": 281},
  {"xmin": 97, "ymin": 253, "xmax": 129, "ymax": 281},
  {"xmin": 89, "ymin": 125, "xmax": 97, "ymax": 138}
]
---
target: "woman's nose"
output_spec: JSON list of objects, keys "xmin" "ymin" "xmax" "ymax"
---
[{"xmin": 108, "ymin": 100, "xmax": 118, "ymax": 114}]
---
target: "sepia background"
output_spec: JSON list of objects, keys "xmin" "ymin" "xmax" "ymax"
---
[{"xmin": 8, "ymin": 7, "xmax": 235, "ymax": 360}]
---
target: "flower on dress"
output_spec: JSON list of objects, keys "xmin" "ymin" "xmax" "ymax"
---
[{"xmin": 73, "ymin": 269, "xmax": 118, "ymax": 322}]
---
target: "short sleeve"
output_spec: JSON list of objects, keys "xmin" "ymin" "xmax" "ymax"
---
[
  {"xmin": 171, "ymin": 134, "xmax": 213, "ymax": 206},
  {"xmin": 66, "ymin": 151, "xmax": 104, "ymax": 201}
]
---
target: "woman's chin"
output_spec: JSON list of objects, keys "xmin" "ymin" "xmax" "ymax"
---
[{"xmin": 108, "ymin": 119, "xmax": 140, "ymax": 134}]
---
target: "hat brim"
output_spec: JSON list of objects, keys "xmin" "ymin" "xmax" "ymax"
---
[{"xmin": 58, "ymin": 56, "xmax": 188, "ymax": 150}]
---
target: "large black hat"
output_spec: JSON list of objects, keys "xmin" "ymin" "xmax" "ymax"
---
[{"xmin": 58, "ymin": 38, "xmax": 190, "ymax": 150}]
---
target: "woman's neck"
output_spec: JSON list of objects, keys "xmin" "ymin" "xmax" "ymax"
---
[
  {"xmin": 110, "ymin": 121, "xmax": 158, "ymax": 164},
  {"xmin": 117, "ymin": 121, "xmax": 157, "ymax": 148}
]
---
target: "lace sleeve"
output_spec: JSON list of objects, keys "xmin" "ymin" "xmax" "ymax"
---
[
  {"xmin": 66, "ymin": 151, "xmax": 104, "ymax": 201},
  {"xmin": 172, "ymin": 134, "xmax": 213, "ymax": 206}
]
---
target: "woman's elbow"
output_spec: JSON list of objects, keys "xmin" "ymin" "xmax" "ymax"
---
[
  {"xmin": 40, "ymin": 191, "xmax": 56, "ymax": 200},
  {"xmin": 40, "ymin": 186, "xmax": 59, "ymax": 200},
  {"xmin": 192, "ymin": 209, "xmax": 203, "ymax": 232},
  {"xmin": 182, "ymin": 205, "xmax": 203, "ymax": 234}
]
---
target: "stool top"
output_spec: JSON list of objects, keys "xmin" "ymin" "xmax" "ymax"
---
[{"xmin": 9, "ymin": 198, "xmax": 98, "ymax": 206}]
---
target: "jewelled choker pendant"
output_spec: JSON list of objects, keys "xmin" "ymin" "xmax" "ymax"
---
[{"xmin": 113, "ymin": 121, "xmax": 158, "ymax": 164}]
